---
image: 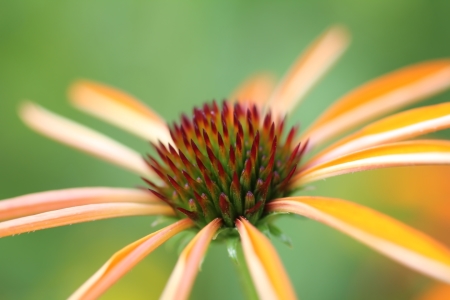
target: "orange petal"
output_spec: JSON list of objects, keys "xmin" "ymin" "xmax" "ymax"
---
[
  {"xmin": 296, "ymin": 140, "xmax": 450, "ymax": 185},
  {"xmin": 160, "ymin": 218, "xmax": 221, "ymax": 300},
  {"xmin": 307, "ymin": 102, "xmax": 450, "ymax": 167},
  {"xmin": 416, "ymin": 284, "xmax": 450, "ymax": 300},
  {"xmin": 0, "ymin": 203, "xmax": 173, "ymax": 238},
  {"xmin": 236, "ymin": 218, "xmax": 297, "ymax": 300},
  {"xmin": 68, "ymin": 219, "xmax": 194, "ymax": 300},
  {"xmin": 229, "ymin": 73, "xmax": 276, "ymax": 108},
  {"xmin": 267, "ymin": 197, "xmax": 450, "ymax": 283},
  {"xmin": 70, "ymin": 80, "xmax": 172, "ymax": 144},
  {"xmin": 267, "ymin": 26, "xmax": 349, "ymax": 116},
  {"xmin": 301, "ymin": 60, "xmax": 450, "ymax": 148},
  {"xmin": 0, "ymin": 187, "xmax": 160, "ymax": 221},
  {"xmin": 19, "ymin": 102, "xmax": 154, "ymax": 177}
]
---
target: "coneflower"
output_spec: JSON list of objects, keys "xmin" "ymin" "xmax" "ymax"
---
[{"xmin": 2, "ymin": 26, "xmax": 450, "ymax": 299}]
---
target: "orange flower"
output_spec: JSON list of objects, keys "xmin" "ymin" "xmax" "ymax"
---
[
  {"xmin": 373, "ymin": 166, "xmax": 450, "ymax": 243},
  {"xmin": 417, "ymin": 283, "xmax": 450, "ymax": 300},
  {"xmin": 3, "ymin": 26, "xmax": 450, "ymax": 299},
  {"xmin": 368, "ymin": 164, "xmax": 450, "ymax": 298}
]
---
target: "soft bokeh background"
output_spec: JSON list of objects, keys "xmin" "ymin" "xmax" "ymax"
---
[{"xmin": 1, "ymin": 1, "xmax": 450, "ymax": 299}]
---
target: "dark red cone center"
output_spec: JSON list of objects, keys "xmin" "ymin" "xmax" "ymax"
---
[{"xmin": 143, "ymin": 101, "xmax": 306, "ymax": 228}]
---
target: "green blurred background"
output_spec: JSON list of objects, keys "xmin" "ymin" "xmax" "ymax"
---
[{"xmin": 1, "ymin": 1, "xmax": 450, "ymax": 299}]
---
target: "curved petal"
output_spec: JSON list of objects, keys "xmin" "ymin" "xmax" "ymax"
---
[
  {"xmin": 267, "ymin": 197, "xmax": 450, "ymax": 284},
  {"xmin": 307, "ymin": 102, "xmax": 450, "ymax": 167},
  {"xmin": 19, "ymin": 102, "xmax": 154, "ymax": 177},
  {"xmin": 296, "ymin": 140, "xmax": 450, "ymax": 185},
  {"xmin": 416, "ymin": 284, "xmax": 450, "ymax": 300},
  {"xmin": 301, "ymin": 60, "xmax": 450, "ymax": 148},
  {"xmin": 69, "ymin": 218, "xmax": 194, "ymax": 300},
  {"xmin": 69, "ymin": 80, "xmax": 172, "ymax": 145},
  {"xmin": 267, "ymin": 26, "xmax": 349, "ymax": 116},
  {"xmin": 236, "ymin": 218, "xmax": 297, "ymax": 300},
  {"xmin": 0, "ymin": 203, "xmax": 173, "ymax": 238},
  {"xmin": 0, "ymin": 187, "xmax": 161, "ymax": 221},
  {"xmin": 160, "ymin": 218, "xmax": 221, "ymax": 300},
  {"xmin": 229, "ymin": 73, "xmax": 276, "ymax": 108}
]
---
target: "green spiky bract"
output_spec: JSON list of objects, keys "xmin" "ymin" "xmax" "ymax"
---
[{"xmin": 143, "ymin": 101, "xmax": 306, "ymax": 229}]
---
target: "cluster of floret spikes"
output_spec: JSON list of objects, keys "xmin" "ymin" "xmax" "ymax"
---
[{"xmin": 143, "ymin": 101, "xmax": 307, "ymax": 228}]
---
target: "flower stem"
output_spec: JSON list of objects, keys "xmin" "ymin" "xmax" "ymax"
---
[{"xmin": 232, "ymin": 246, "xmax": 259, "ymax": 300}]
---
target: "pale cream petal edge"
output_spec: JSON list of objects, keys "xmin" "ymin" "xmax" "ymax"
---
[
  {"xmin": 267, "ymin": 26, "xmax": 349, "ymax": 116},
  {"xmin": 69, "ymin": 81, "xmax": 172, "ymax": 145},
  {"xmin": 0, "ymin": 187, "xmax": 161, "ymax": 221},
  {"xmin": 19, "ymin": 102, "xmax": 154, "ymax": 177},
  {"xmin": 0, "ymin": 203, "xmax": 174, "ymax": 237},
  {"xmin": 308, "ymin": 102, "xmax": 450, "ymax": 167},
  {"xmin": 160, "ymin": 218, "xmax": 222, "ymax": 300},
  {"xmin": 236, "ymin": 218, "xmax": 297, "ymax": 300},
  {"xmin": 297, "ymin": 140, "xmax": 450, "ymax": 185},
  {"xmin": 69, "ymin": 219, "xmax": 194, "ymax": 300},
  {"xmin": 268, "ymin": 198, "xmax": 450, "ymax": 284}
]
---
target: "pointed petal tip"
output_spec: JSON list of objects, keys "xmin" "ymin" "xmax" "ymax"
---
[
  {"xmin": 231, "ymin": 73, "xmax": 277, "ymax": 107},
  {"xmin": 325, "ymin": 24, "xmax": 351, "ymax": 43},
  {"xmin": 267, "ymin": 25, "xmax": 350, "ymax": 116},
  {"xmin": 17, "ymin": 101, "xmax": 155, "ymax": 177},
  {"xmin": 68, "ymin": 79, "xmax": 95, "ymax": 102},
  {"xmin": 18, "ymin": 101, "xmax": 43, "ymax": 122},
  {"xmin": 68, "ymin": 79, "xmax": 172, "ymax": 144}
]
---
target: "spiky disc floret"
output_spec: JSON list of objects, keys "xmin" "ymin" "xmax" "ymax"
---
[{"xmin": 143, "ymin": 101, "xmax": 306, "ymax": 228}]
